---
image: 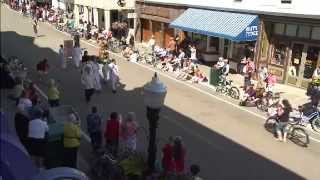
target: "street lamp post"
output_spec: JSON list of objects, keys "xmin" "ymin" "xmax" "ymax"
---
[{"xmin": 143, "ymin": 73, "xmax": 167, "ymax": 172}]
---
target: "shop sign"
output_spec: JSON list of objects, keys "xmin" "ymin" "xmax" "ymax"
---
[
  {"xmin": 128, "ymin": 13, "xmax": 137, "ymax": 18},
  {"xmin": 245, "ymin": 25, "xmax": 258, "ymax": 37}
]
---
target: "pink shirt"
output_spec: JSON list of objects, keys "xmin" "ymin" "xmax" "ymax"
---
[
  {"xmin": 121, "ymin": 121, "xmax": 138, "ymax": 139},
  {"xmin": 266, "ymin": 74, "xmax": 276, "ymax": 85}
]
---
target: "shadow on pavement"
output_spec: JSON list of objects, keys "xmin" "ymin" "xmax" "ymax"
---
[{"xmin": 1, "ymin": 31, "xmax": 305, "ymax": 180}]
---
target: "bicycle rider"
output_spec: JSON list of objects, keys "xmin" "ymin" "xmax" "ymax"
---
[
  {"xmin": 216, "ymin": 58, "xmax": 229, "ymax": 86},
  {"xmin": 275, "ymin": 99, "xmax": 293, "ymax": 142}
]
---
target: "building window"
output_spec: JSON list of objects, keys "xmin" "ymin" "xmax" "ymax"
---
[
  {"xmin": 298, "ymin": 25, "xmax": 311, "ymax": 39},
  {"xmin": 311, "ymin": 27, "xmax": 320, "ymax": 40},
  {"xmin": 274, "ymin": 23, "xmax": 285, "ymax": 35},
  {"xmin": 281, "ymin": 0, "xmax": 292, "ymax": 4},
  {"xmin": 271, "ymin": 41, "xmax": 286, "ymax": 66},
  {"xmin": 285, "ymin": 24, "xmax": 297, "ymax": 37},
  {"xmin": 192, "ymin": 33, "xmax": 207, "ymax": 41},
  {"xmin": 209, "ymin": 37, "xmax": 219, "ymax": 52},
  {"xmin": 304, "ymin": 46, "xmax": 320, "ymax": 79}
]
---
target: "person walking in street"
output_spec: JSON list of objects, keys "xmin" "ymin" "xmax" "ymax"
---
[
  {"xmin": 92, "ymin": 56, "xmax": 102, "ymax": 92},
  {"xmin": 72, "ymin": 45, "xmax": 82, "ymax": 68},
  {"xmin": 86, "ymin": 106, "xmax": 102, "ymax": 151},
  {"xmin": 81, "ymin": 64, "xmax": 95, "ymax": 103},
  {"xmin": 15, "ymin": 106, "xmax": 30, "ymax": 148},
  {"xmin": 104, "ymin": 112, "xmax": 121, "ymax": 157},
  {"xmin": 189, "ymin": 164, "xmax": 203, "ymax": 180},
  {"xmin": 108, "ymin": 59, "xmax": 119, "ymax": 94},
  {"xmin": 102, "ymin": 60, "xmax": 110, "ymax": 83},
  {"xmin": 27, "ymin": 109, "xmax": 49, "ymax": 169},
  {"xmin": 32, "ymin": 19, "xmax": 38, "ymax": 37},
  {"xmin": 121, "ymin": 112, "xmax": 138, "ymax": 151},
  {"xmin": 36, "ymin": 58, "xmax": 49, "ymax": 81},
  {"xmin": 81, "ymin": 50, "xmax": 89, "ymax": 64},
  {"xmin": 275, "ymin": 99, "xmax": 292, "ymax": 142},
  {"xmin": 59, "ymin": 44, "xmax": 66, "ymax": 69},
  {"xmin": 173, "ymin": 136, "xmax": 186, "ymax": 175},
  {"xmin": 47, "ymin": 79, "xmax": 60, "ymax": 107},
  {"xmin": 74, "ymin": 33, "xmax": 80, "ymax": 47},
  {"xmin": 161, "ymin": 136, "xmax": 175, "ymax": 176},
  {"xmin": 63, "ymin": 113, "xmax": 81, "ymax": 168}
]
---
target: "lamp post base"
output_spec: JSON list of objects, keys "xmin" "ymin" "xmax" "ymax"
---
[{"xmin": 146, "ymin": 107, "xmax": 160, "ymax": 173}]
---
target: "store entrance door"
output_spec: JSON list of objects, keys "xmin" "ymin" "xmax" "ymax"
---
[
  {"xmin": 287, "ymin": 42, "xmax": 320, "ymax": 88},
  {"xmin": 301, "ymin": 45, "xmax": 320, "ymax": 88}
]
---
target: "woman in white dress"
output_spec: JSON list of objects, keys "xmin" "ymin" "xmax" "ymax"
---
[
  {"xmin": 59, "ymin": 44, "xmax": 66, "ymax": 69},
  {"xmin": 108, "ymin": 59, "xmax": 119, "ymax": 93},
  {"xmin": 91, "ymin": 57, "xmax": 102, "ymax": 92},
  {"xmin": 81, "ymin": 63, "xmax": 95, "ymax": 103},
  {"xmin": 72, "ymin": 45, "xmax": 82, "ymax": 68}
]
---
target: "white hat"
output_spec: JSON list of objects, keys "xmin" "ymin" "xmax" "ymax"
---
[
  {"xmin": 218, "ymin": 57, "xmax": 223, "ymax": 61},
  {"xmin": 68, "ymin": 113, "xmax": 78, "ymax": 123}
]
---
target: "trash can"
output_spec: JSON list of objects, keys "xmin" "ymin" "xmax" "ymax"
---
[
  {"xmin": 45, "ymin": 106, "xmax": 80, "ymax": 168},
  {"xmin": 210, "ymin": 68, "xmax": 221, "ymax": 86},
  {"xmin": 45, "ymin": 121, "xmax": 64, "ymax": 168}
]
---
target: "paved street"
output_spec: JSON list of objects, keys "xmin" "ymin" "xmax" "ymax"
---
[{"xmin": 1, "ymin": 4, "xmax": 320, "ymax": 180}]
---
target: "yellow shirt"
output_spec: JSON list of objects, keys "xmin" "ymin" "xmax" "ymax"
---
[{"xmin": 63, "ymin": 122, "xmax": 81, "ymax": 148}]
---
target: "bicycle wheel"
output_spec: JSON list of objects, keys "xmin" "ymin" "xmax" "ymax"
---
[
  {"xmin": 290, "ymin": 127, "xmax": 309, "ymax": 147},
  {"xmin": 256, "ymin": 98, "xmax": 268, "ymax": 112},
  {"xmin": 229, "ymin": 86, "xmax": 240, "ymax": 99},
  {"xmin": 264, "ymin": 117, "xmax": 277, "ymax": 134},
  {"xmin": 311, "ymin": 117, "xmax": 320, "ymax": 132},
  {"xmin": 216, "ymin": 85, "xmax": 223, "ymax": 93}
]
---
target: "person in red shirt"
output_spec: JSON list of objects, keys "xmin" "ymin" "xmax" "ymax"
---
[
  {"xmin": 104, "ymin": 112, "xmax": 121, "ymax": 157},
  {"xmin": 25, "ymin": 82, "xmax": 39, "ymax": 106},
  {"xmin": 173, "ymin": 136, "xmax": 186, "ymax": 174},
  {"xmin": 161, "ymin": 136, "xmax": 175, "ymax": 175}
]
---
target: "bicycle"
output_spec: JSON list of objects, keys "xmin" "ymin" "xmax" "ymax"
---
[
  {"xmin": 293, "ymin": 106, "xmax": 320, "ymax": 132},
  {"xmin": 256, "ymin": 92, "xmax": 281, "ymax": 112},
  {"xmin": 107, "ymin": 38, "xmax": 123, "ymax": 53},
  {"xmin": 216, "ymin": 79, "xmax": 240, "ymax": 99},
  {"xmin": 145, "ymin": 52, "xmax": 160, "ymax": 68},
  {"xmin": 264, "ymin": 116, "xmax": 310, "ymax": 147}
]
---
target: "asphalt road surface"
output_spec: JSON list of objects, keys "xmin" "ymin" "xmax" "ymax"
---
[{"xmin": 1, "ymin": 4, "xmax": 320, "ymax": 180}]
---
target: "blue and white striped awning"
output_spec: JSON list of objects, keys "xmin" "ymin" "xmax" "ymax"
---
[{"xmin": 170, "ymin": 8, "xmax": 259, "ymax": 42}]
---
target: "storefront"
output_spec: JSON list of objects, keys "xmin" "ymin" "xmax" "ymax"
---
[
  {"xmin": 169, "ymin": 8, "xmax": 259, "ymax": 66},
  {"xmin": 136, "ymin": 1, "xmax": 185, "ymax": 47},
  {"xmin": 256, "ymin": 15, "xmax": 320, "ymax": 88}
]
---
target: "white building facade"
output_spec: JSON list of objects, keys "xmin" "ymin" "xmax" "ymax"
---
[
  {"xmin": 73, "ymin": 0, "xmax": 136, "ymax": 32},
  {"xmin": 51, "ymin": 0, "xmax": 74, "ymax": 11}
]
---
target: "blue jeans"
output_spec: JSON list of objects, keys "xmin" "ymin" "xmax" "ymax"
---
[{"xmin": 276, "ymin": 122, "xmax": 288, "ymax": 133}]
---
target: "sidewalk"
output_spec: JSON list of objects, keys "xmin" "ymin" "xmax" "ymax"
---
[{"xmin": 126, "ymin": 42, "xmax": 309, "ymax": 107}]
